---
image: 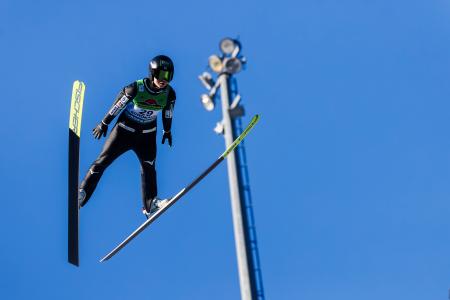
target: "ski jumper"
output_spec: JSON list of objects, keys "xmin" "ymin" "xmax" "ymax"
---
[{"xmin": 79, "ymin": 78, "xmax": 176, "ymax": 211}]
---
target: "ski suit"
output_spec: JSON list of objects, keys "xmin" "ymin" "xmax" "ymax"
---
[{"xmin": 79, "ymin": 78, "xmax": 176, "ymax": 211}]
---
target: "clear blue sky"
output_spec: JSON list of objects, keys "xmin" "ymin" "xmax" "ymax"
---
[{"xmin": 1, "ymin": 0, "xmax": 450, "ymax": 299}]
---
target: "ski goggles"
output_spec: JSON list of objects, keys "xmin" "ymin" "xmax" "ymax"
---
[{"xmin": 155, "ymin": 70, "xmax": 171, "ymax": 81}]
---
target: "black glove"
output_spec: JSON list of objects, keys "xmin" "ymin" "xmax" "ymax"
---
[
  {"xmin": 162, "ymin": 130, "xmax": 172, "ymax": 147},
  {"xmin": 92, "ymin": 122, "xmax": 108, "ymax": 139}
]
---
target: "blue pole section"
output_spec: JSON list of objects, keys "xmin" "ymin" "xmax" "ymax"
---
[{"xmin": 230, "ymin": 78, "xmax": 265, "ymax": 300}]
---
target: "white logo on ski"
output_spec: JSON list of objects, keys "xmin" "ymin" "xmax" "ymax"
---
[
  {"xmin": 89, "ymin": 168, "xmax": 100, "ymax": 175},
  {"xmin": 144, "ymin": 160, "xmax": 155, "ymax": 166}
]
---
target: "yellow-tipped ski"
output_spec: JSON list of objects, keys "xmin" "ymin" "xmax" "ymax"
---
[
  {"xmin": 220, "ymin": 114, "xmax": 260, "ymax": 159},
  {"xmin": 69, "ymin": 81, "xmax": 86, "ymax": 137}
]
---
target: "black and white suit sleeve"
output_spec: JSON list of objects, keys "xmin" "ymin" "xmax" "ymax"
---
[
  {"xmin": 162, "ymin": 87, "xmax": 176, "ymax": 132},
  {"xmin": 101, "ymin": 82, "xmax": 137, "ymax": 125}
]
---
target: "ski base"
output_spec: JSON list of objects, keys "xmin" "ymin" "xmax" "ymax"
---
[
  {"xmin": 68, "ymin": 80, "xmax": 85, "ymax": 266},
  {"xmin": 68, "ymin": 130, "xmax": 80, "ymax": 266}
]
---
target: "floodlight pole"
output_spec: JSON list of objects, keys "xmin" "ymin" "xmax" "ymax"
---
[
  {"xmin": 199, "ymin": 38, "xmax": 265, "ymax": 300},
  {"xmin": 218, "ymin": 73, "xmax": 254, "ymax": 300}
]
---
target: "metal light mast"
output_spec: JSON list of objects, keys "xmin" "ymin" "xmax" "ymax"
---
[{"xmin": 198, "ymin": 38, "xmax": 265, "ymax": 300}]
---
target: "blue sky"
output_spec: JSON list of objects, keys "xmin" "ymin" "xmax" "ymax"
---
[{"xmin": 2, "ymin": 0, "xmax": 450, "ymax": 299}]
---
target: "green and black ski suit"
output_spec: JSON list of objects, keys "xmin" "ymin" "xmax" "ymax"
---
[{"xmin": 79, "ymin": 78, "xmax": 176, "ymax": 212}]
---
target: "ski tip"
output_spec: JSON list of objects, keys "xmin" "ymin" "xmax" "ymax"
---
[
  {"xmin": 73, "ymin": 80, "xmax": 86, "ymax": 86},
  {"xmin": 220, "ymin": 114, "xmax": 261, "ymax": 159},
  {"xmin": 99, "ymin": 257, "xmax": 108, "ymax": 263},
  {"xmin": 251, "ymin": 114, "xmax": 261, "ymax": 126}
]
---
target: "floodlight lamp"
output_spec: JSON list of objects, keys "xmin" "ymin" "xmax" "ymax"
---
[
  {"xmin": 231, "ymin": 40, "xmax": 241, "ymax": 58},
  {"xmin": 220, "ymin": 38, "xmax": 236, "ymax": 55},
  {"xmin": 198, "ymin": 72, "xmax": 215, "ymax": 90},
  {"xmin": 224, "ymin": 57, "xmax": 242, "ymax": 74},
  {"xmin": 201, "ymin": 93, "xmax": 215, "ymax": 111},
  {"xmin": 214, "ymin": 121, "xmax": 225, "ymax": 135},
  {"xmin": 208, "ymin": 55, "xmax": 223, "ymax": 73}
]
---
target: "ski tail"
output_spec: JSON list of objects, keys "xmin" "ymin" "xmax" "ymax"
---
[
  {"xmin": 68, "ymin": 80, "xmax": 85, "ymax": 266},
  {"xmin": 99, "ymin": 114, "xmax": 260, "ymax": 262}
]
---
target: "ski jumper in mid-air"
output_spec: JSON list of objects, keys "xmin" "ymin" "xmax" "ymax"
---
[{"xmin": 78, "ymin": 55, "xmax": 176, "ymax": 218}]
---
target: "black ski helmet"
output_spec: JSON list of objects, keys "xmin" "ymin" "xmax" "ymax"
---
[{"xmin": 149, "ymin": 55, "xmax": 174, "ymax": 82}]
